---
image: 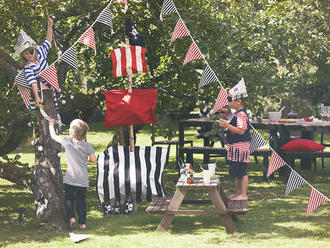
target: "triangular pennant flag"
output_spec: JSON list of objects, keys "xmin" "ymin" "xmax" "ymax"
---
[
  {"xmin": 96, "ymin": 6, "xmax": 113, "ymax": 31},
  {"xmin": 113, "ymin": 0, "xmax": 127, "ymax": 4},
  {"xmin": 183, "ymin": 41, "xmax": 203, "ymax": 65},
  {"xmin": 199, "ymin": 65, "xmax": 218, "ymax": 89},
  {"xmin": 211, "ymin": 87, "xmax": 229, "ymax": 114},
  {"xmin": 69, "ymin": 232, "xmax": 93, "ymax": 243},
  {"xmin": 267, "ymin": 152, "xmax": 286, "ymax": 177},
  {"xmin": 285, "ymin": 170, "xmax": 306, "ymax": 195},
  {"xmin": 60, "ymin": 47, "xmax": 79, "ymax": 70},
  {"xmin": 160, "ymin": 0, "xmax": 176, "ymax": 21},
  {"xmin": 250, "ymin": 130, "xmax": 267, "ymax": 153},
  {"xmin": 14, "ymin": 70, "xmax": 29, "ymax": 88},
  {"xmin": 38, "ymin": 64, "xmax": 61, "ymax": 92},
  {"xmin": 17, "ymin": 85, "xmax": 32, "ymax": 109},
  {"xmin": 78, "ymin": 27, "xmax": 96, "ymax": 54},
  {"xmin": 305, "ymin": 188, "xmax": 328, "ymax": 216},
  {"xmin": 171, "ymin": 18, "xmax": 190, "ymax": 42}
]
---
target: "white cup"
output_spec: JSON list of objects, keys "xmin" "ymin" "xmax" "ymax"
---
[
  {"xmin": 208, "ymin": 163, "xmax": 216, "ymax": 177},
  {"xmin": 203, "ymin": 170, "xmax": 211, "ymax": 184}
]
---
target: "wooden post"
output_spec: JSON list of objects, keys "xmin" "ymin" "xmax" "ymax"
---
[{"xmin": 125, "ymin": 38, "xmax": 135, "ymax": 152}]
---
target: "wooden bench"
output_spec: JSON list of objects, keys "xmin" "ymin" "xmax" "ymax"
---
[
  {"xmin": 180, "ymin": 146, "xmax": 272, "ymax": 181},
  {"xmin": 284, "ymin": 150, "xmax": 330, "ymax": 172}
]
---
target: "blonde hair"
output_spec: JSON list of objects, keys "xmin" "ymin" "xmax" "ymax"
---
[{"xmin": 69, "ymin": 119, "xmax": 89, "ymax": 141}]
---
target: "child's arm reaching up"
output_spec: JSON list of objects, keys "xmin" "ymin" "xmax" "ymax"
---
[{"xmin": 49, "ymin": 119, "xmax": 63, "ymax": 144}]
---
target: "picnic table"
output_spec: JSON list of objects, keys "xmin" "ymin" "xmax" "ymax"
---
[{"xmin": 146, "ymin": 176, "xmax": 237, "ymax": 233}]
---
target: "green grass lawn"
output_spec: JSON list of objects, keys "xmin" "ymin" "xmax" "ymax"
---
[{"xmin": 0, "ymin": 124, "xmax": 329, "ymax": 248}]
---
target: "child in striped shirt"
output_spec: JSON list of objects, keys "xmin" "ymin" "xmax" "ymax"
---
[{"xmin": 219, "ymin": 83, "xmax": 251, "ymax": 201}]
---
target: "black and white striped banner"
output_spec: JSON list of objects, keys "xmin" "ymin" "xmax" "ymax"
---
[
  {"xmin": 285, "ymin": 170, "xmax": 306, "ymax": 195},
  {"xmin": 97, "ymin": 146, "xmax": 169, "ymax": 204},
  {"xmin": 60, "ymin": 47, "xmax": 79, "ymax": 70},
  {"xmin": 199, "ymin": 64, "xmax": 218, "ymax": 89},
  {"xmin": 96, "ymin": 5, "xmax": 113, "ymax": 31},
  {"xmin": 250, "ymin": 129, "xmax": 267, "ymax": 153},
  {"xmin": 160, "ymin": 0, "xmax": 177, "ymax": 21}
]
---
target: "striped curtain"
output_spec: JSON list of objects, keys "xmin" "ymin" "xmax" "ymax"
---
[{"xmin": 97, "ymin": 146, "xmax": 169, "ymax": 204}]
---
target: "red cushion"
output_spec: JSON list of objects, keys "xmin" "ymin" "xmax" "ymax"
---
[{"xmin": 281, "ymin": 139, "xmax": 325, "ymax": 152}]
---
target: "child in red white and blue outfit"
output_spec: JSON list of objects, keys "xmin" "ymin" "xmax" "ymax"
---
[{"xmin": 219, "ymin": 78, "xmax": 250, "ymax": 201}]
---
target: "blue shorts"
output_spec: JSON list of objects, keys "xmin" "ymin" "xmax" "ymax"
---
[{"xmin": 229, "ymin": 161, "xmax": 247, "ymax": 179}]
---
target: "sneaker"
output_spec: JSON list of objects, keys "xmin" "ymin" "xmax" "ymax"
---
[{"xmin": 124, "ymin": 201, "xmax": 134, "ymax": 214}]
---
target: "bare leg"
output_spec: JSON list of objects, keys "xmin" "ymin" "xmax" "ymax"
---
[{"xmin": 232, "ymin": 175, "xmax": 248, "ymax": 200}]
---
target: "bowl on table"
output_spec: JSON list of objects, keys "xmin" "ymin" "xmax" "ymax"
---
[{"xmin": 268, "ymin": 111, "xmax": 282, "ymax": 121}]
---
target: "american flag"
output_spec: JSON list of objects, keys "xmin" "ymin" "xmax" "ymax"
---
[
  {"xmin": 78, "ymin": 27, "xmax": 96, "ymax": 54},
  {"xmin": 183, "ymin": 41, "xmax": 203, "ymax": 65},
  {"xmin": 160, "ymin": 0, "xmax": 176, "ymax": 21},
  {"xmin": 171, "ymin": 18, "xmax": 190, "ymax": 42},
  {"xmin": 305, "ymin": 188, "xmax": 328, "ymax": 216},
  {"xmin": 60, "ymin": 47, "xmax": 79, "ymax": 70},
  {"xmin": 285, "ymin": 170, "xmax": 306, "ymax": 195},
  {"xmin": 211, "ymin": 87, "xmax": 229, "ymax": 114},
  {"xmin": 113, "ymin": 0, "xmax": 127, "ymax": 4},
  {"xmin": 110, "ymin": 46, "xmax": 147, "ymax": 78},
  {"xmin": 17, "ymin": 85, "xmax": 31, "ymax": 109},
  {"xmin": 199, "ymin": 65, "xmax": 219, "ymax": 89},
  {"xmin": 250, "ymin": 129, "xmax": 267, "ymax": 153},
  {"xmin": 96, "ymin": 5, "xmax": 113, "ymax": 30},
  {"xmin": 38, "ymin": 64, "xmax": 61, "ymax": 92},
  {"xmin": 267, "ymin": 152, "xmax": 286, "ymax": 177}
]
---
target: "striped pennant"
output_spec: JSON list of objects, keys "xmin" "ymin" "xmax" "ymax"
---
[
  {"xmin": 305, "ymin": 188, "xmax": 328, "ymax": 216},
  {"xmin": 267, "ymin": 152, "xmax": 286, "ymax": 177},
  {"xmin": 60, "ymin": 47, "xmax": 79, "ymax": 70},
  {"xmin": 285, "ymin": 170, "xmax": 306, "ymax": 195},
  {"xmin": 211, "ymin": 87, "xmax": 229, "ymax": 114},
  {"xmin": 14, "ymin": 70, "xmax": 29, "ymax": 88},
  {"xmin": 113, "ymin": 0, "xmax": 127, "ymax": 4},
  {"xmin": 96, "ymin": 6, "xmax": 113, "ymax": 31},
  {"xmin": 199, "ymin": 64, "xmax": 218, "ymax": 89},
  {"xmin": 171, "ymin": 18, "xmax": 190, "ymax": 42},
  {"xmin": 38, "ymin": 64, "xmax": 61, "ymax": 92},
  {"xmin": 183, "ymin": 41, "xmax": 203, "ymax": 65},
  {"xmin": 97, "ymin": 146, "xmax": 169, "ymax": 204},
  {"xmin": 17, "ymin": 85, "xmax": 31, "ymax": 109},
  {"xmin": 160, "ymin": 0, "xmax": 176, "ymax": 21},
  {"xmin": 250, "ymin": 130, "xmax": 267, "ymax": 153},
  {"xmin": 78, "ymin": 27, "xmax": 96, "ymax": 54}
]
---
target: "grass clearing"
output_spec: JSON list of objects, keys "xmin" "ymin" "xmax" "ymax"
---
[{"xmin": 0, "ymin": 123, "xmax": 329, "ymax": 247}]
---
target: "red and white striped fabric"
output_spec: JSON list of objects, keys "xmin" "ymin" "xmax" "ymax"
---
[
  {"xmin": 171, "ymin": 18, "xmax": 190, "ymax": 42},
  {"xmin": 183, "ymin": 41, "xmax": 203, "ymax": 65},
  {"xmin": 267, "ymin": 152, "xmax": 286, "ymax": 177},
  {"xmin": 110, "ymin": 46, "xmax": 147, "ymax": 78},
  {"xmin": 211, "ymin": 87, "xmax": 229, "ymax": 113},
  {"xmin": 38, "ymin": 64, "xmax": 61, "ymax": 92},
  {"xmin": 227, "ymin": 142, "xmax": 250, "ymax": 163},
  {"xmin": 17, "ymin": 85, "xmax": 31, "ymax": 108},
  {"xmin": 78, "ymin": 27, "xmax": 96, "ymax": 54},
  {"xmin": 305, "ymin": 188, "xmax": 328, "ymax": 216},
  {"xmin": 113, "ymin": 0, "xmax": 127, "ymax": 4}
]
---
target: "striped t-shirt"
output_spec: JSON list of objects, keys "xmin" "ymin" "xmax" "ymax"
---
[
  {"xmin": 24, "ymin": 40, "xmax": 51, "ymax": 90},
  {"xmin": 226, "ymin": 111, "xmax": 250, "ymax": 163}
]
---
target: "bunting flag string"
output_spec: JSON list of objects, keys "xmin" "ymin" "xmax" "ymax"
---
[
  {"xmin": 160, "ymin": 0, "xmax": 177, "ymax": 21},
  {"xmin": 285, "ymin": 170, "xmax": 306, "ymax": 195},
  {"xmin": 183, "ymin": 41, "xmax": 203, "ymax": 65},
  {"xmin": 171, "ymin": 18, "xmax": 190, "ymax": 42},
  {"xmin": 305, "ymin": 188, "xmax": 328, "ymax": 216},
  {"xmin": 250, "ymin": 129, "xmax": 267, "ymax": 153},
  {"xmin": 113, "ymin": 0, "xmax": 127, "ymax": 4},
  {"xmin": 38, "ymin": 64, "xmax": 60, "ymax": 92},
  {"xmin": 267, "ymin": 152, "xmax": 287, "ymax": 177},
  {"xmin": 199, "ymin": 64, "xmax": 219, "ymax": 89},
  {"xmin": 211, "ymin": 87, "xmax": 229, "ymax": 114},
  {"xmin": 78, "ymin": 27, "xmax": 97, "ymax": 54},
  {"xmin": 96, "ymin": 6, "xmax": 114, "ymax": 32},
  {"xmin": 60, "ymin": 47, "xmax": 79, "ymax": 70},
  {"xmin": 14, "ymin": 70, "xmax": 30, "ymax": 88}
]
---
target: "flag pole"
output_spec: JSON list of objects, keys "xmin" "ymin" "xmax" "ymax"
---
[{"xmin": 125, "ymin": 38, "xmax": 135, "ymax": 152}]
